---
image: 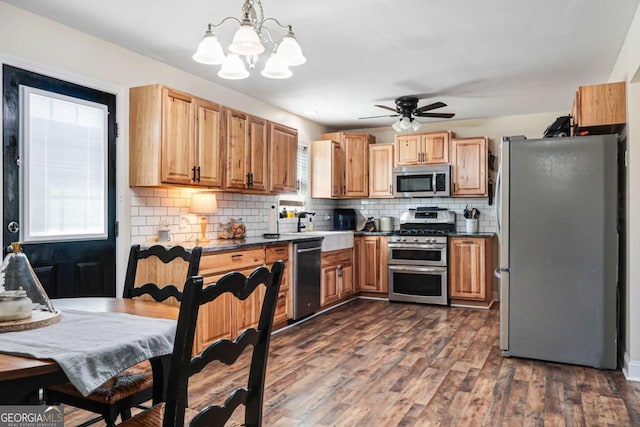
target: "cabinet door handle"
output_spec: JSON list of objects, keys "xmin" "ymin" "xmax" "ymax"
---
[
  {"xmin": 192, "ymin": 166, "xmax": 197, "ymax": 181},
  {"xmin": 389, "ymin": 184, "xmax": 392, "ymax": 194},
  {"xmin": 462, "ymin": 241, "xmax": 475, "ymax": 244},
  {"xmin": 196, "ymin": 166, "xmax": 201, "ymax": 182},
  {"xmin": 231, "ymin": 254, "xmax": 244, "ymax": 259},
  {"xmin": 453, "ymin": 182, "xmax": 456, "ymax": 193},
  {"xmin": 246, "ymin": 172, "xmax": 254, "ymax": 187}
]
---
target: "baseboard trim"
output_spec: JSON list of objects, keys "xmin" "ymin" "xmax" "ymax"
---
[
  {"xmin": 623, "ymin": 352, "xmax": 640, "ymax": 381},
  {"xmin": 450, "ymin": 300, "xmax": 495, "ymax": 310}
]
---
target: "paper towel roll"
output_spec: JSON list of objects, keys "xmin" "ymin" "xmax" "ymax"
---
[{"xmin": 268, "ymin": 206, "xmax": 278, "ymax": 234}]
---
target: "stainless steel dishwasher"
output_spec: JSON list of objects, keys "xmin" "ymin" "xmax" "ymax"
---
[{"xmin": 292, "ymin": 239, "xmax": 322, "ymax": 320}]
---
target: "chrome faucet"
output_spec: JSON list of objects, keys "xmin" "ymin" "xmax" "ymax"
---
[{"xmin": 296, "ymin": 211, "xmax": 315, "ymax": 232}]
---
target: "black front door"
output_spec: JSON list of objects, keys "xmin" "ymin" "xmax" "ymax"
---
[{"xmin": 2, "ymin": 64, "xmax": 116, "ymax": 297}]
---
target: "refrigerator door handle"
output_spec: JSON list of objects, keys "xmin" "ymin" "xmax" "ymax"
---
[{"xmin": 495, "ymin": 164, "xmax": 502, "ymax": 236}]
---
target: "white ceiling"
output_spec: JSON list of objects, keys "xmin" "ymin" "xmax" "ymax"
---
[{"xmin": 6, "ymin": 0, "xmax": 639, "ymax": 130}]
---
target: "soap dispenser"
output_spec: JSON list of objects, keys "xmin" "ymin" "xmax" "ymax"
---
[{"xmin": 307, "ymin": 216, "xmax": 314, "ymax": 232}]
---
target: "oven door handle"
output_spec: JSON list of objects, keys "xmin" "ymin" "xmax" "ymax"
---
[
  {"xmin": 388, "ymin": 265, "xmax": 447, "ymax": 273},
  {"xmin": 388, "ymin": 244, "xmax": 447, "ymax": 250}
]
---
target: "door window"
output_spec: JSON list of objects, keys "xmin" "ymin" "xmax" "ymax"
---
[{"xmin": 20, "ymin": 86, "xmax": 108, "ymax": 243}]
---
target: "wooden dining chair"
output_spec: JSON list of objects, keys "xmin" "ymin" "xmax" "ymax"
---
[
  {"xmin": 46, "ymin": 244, "xmax": 202, "ymax": 427},
  {"xmin": 118, "ymin": 261, "xmax": 284, "ymax": 427}
]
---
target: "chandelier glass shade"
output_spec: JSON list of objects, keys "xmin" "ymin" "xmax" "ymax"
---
[{"xmin": 193, "ymin": 0, "xmax": 305, "ymax": 80}]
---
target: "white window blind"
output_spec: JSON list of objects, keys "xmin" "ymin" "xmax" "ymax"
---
[
  {"xmin": 21, "ymin": 86, "xmax": 108, "ymax": 242},
  {"xmin": 297, "ymin": 144, "xmax": 309, "ymax": 196}
]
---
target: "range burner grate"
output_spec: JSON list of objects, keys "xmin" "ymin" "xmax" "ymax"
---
[{"xmin": 396, "ymin": 229, "xmax": 449, "ymax": 236}]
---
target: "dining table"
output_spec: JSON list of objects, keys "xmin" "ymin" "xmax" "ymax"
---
[{"xmin": 0, "ymin": 297, "xmax": 180, "ymax": 404}]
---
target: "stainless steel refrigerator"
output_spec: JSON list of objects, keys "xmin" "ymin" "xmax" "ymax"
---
[{"xmin": 497, "ymin": 134, "xmax": 617, "ymax": 369}]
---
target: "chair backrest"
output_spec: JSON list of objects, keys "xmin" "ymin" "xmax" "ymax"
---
[
  {"xmin": 122, "ymin": 244, "xmax": 202, "ymax": 302},
  {"xmin": 162, "ymin": 261, "xmax": 285, "ymax": 427}
]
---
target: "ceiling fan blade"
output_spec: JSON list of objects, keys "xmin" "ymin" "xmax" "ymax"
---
[
  {"xmin": 358, "ymin": 114, "xmax": 400, "ymax": 119},
  {"xmin": 415, "ymin": 112, "xmax": 456, "ymax": 119},
  {"xmin": 374, "ymin": 104, "xmax": 397, "ymax": 112},
  {"xmin": 414, "ymin": 101, "xmax": 447, "ymax": 113}
]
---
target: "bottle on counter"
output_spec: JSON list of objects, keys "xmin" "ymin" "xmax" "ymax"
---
[{"xmin": 307, "ymin": 216, "xmax": 314, "ymax": 231}]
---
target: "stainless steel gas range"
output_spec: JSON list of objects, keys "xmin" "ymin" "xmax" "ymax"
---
[{"xmin": 388, "ymin": 207, "xmax": 455, "ymax": 305}]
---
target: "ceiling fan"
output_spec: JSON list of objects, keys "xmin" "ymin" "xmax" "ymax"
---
[{"xmin": 359, "ymin": 96, "xmax": 455, "ymax": 132}]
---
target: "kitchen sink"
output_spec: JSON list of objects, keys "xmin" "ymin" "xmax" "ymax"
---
[{"xmin": 286, "ymin": 231, "xmax": 354, "ymax": 252}]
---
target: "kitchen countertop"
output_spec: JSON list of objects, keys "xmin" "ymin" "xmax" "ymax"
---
[
  {"xmin": 354, "ymin": 231, "xmax": 396, "ymax": 236},
  {"xmin": 143, "ymin": 234, "xmax": 323, "ymax": 253},
  {"xmin": 448, "ymin": 232, "xmax": 496, "ymax": 238},
  {"xmin": 355, "ymin": 231, "xmax": 496, "ymax": 238}
]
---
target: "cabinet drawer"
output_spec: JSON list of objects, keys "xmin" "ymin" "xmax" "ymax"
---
[
  {"xmin": 322, "ymin": 249, "xmax": 352, "ymax": 266},
  {"xmin": 200, "ymin": 248, "xmax": 265, "ymax": 276},
  {"xmin": 266, "ymin": 244, "xmax": 289, "ymax": 263}
]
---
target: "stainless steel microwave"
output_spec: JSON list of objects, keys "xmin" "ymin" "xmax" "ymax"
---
[{"xmin": 392, "ymin": 165, "xmax": 450, "ymax": 198}]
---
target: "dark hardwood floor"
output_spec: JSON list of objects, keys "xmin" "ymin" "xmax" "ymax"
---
[{"xmin": 66, "ymin": 299, "xmax": 640, "ymax": 426}]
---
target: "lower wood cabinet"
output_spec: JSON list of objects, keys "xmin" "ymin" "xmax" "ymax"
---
[
  {"xmin": 320, "ymin": 249, "xmax": 354, "ymax": 307},
  {"xmin": 355, "ymin": 235, "xmax": 388, "ymax": 294},
  {"xmin": 266, "ymin": 244, "xmax": 291, "ymax": 326},
  {"xmin": 135, "ymin": 244, "xmax": 292, "ymax": 355},
  {"xmin": 448, "ymin": 236, "xmax": 494, "ymax": 307}
]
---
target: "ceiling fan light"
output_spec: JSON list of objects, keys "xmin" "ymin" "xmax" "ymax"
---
[
  {"xmin": 218, "ymin": 54, "xmax": 250, "ymax": 80},
  {"xmin": 392, "ymin": 120, "xmax": 403, "ymax": 133},
  {"xmin": 399, "ymin": 117, "xmax": 412, "ymax": 130},
  {"xmin": 411, "ymin": 119, "xmax": 422, "ymax": 132},
  {"xmin": 229, "ymin": 22, "xmax": 265, "ymax": 56},
  {"xmin": 192, "ymin": 28, "xmax": 226, "ymax": 65},
  {"xmin": 276, "ymin": 31, "xmax": 306, "ymax": 66},
  {"xmin": 261, "ymin": 53, "xmax": 292, "ymax": 79}
]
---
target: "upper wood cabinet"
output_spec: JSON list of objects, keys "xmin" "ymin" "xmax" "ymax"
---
[
  {"xmin": 318, "ymin": 132, "xmax": 375, "ymax": 198},
  {"xmin": 572, "ymin": 81, "xmax": 626, "ymax": 134},
  {"xmin": 225, "ymin": 109, "xmax": 268, "ymax": 192},
  {"xmin": 310, "ymin": 140, "xmax": 343, "ymax": 198},
  {"xmin": 449, "ymin": 236, "xmax": 494, "ymax": 308},
  {"xmin": 269, "ymin": 123, "xmax": 298, "ymax": 193},
  {"xmin": 129, "ymin": 84, "xmax": 297, "ymax": 193},
  {"xmin": 130, "ymin": 84, "xmax": 223, "ymax": 187},
  {"xmin": 394, "ymin": 131, "xmax": 451, "ymax": 167},
  {"xmin": 369, "ymin": 143, "xmax": 394, "ymax": 198},
  {"xmin": 196, "ymin": 99, "xmax": 225, "ymax": 187},
  {"xmin": 450, "ymin": 137, "xmax": 488, "ymax": 197}
]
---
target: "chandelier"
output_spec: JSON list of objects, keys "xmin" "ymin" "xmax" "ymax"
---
[{"xmin": 192, "ymin": 0, "xmax": 306, "ymax": 80}]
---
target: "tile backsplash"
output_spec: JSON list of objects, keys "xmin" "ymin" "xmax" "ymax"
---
[
  {"xmin": 130, "ymin": 188, "xmax": 337, "ymax": 245},
  {"xmin": 337, "ymin": 197, "xmax": 497, "ymax": 234}
]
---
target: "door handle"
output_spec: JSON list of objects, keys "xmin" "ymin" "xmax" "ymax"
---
[
  {"xmin": 7, "ymin": 221, "xmax": 19, "ymax": 234},
  {"xmin": 192, "ymin": 166, "xmax": 197, "ymax": 182},
  {"xmin": 196, "ymin": 166, "xmax": 201, "ymax": 182}
]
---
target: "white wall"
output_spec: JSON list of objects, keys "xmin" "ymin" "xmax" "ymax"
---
[
  {"xmin": 0, "ymin": 2, "xmax": 328, "ymax": 296},
  {"xmin": 610, "ymin": 2, "xmax": 640, "ymax": 380}
]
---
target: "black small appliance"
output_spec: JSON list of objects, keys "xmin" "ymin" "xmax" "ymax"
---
[{"xmin": 333, "ymin": 208, "xmax": 356, "ymax": 230}]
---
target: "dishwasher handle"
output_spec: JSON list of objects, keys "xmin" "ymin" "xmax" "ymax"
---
[{"xmin": 296, "ymin": 246, "xmax": 322, "ymax": 254}]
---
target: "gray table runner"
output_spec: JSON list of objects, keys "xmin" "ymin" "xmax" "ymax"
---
[{"xmin": 0, "ymin": 309, "xmax": 176, "ymax": 396}]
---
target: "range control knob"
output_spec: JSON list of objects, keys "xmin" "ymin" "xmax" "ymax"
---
[
  {"xmin": 400, "ymin": 237, "xmax": 407, "ymax": 242},
  {"xmin": 413, "ymin": 237, "xmax": 419, "ymax": 242}
]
